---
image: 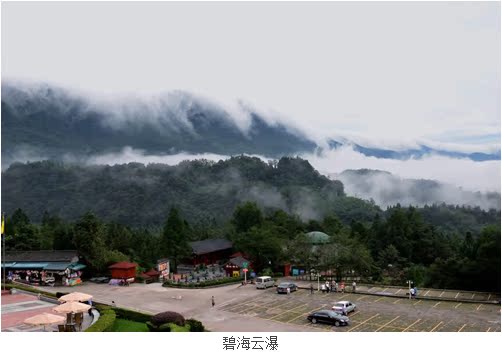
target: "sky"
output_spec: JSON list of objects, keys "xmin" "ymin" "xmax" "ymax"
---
[{"xmin": 2, "ymin": 1, "xmax": 500, "ymax": 150}]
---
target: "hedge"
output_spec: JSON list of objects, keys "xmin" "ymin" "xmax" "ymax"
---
[
  {"xmin": 186, "ymin": 318, "xmax": 205, "ymax": 332},
  {"xmin": 113, "ymin": 307, "xmax": 152, "ymax": 323},
  {"xmin": 4, "ymin": 283, "xmax": 58, "ymax": 298},
  {"xmin": 162, "ymin": 276, "xmax": 243, "ymax": 288},
  {"xmin": 85, "ymin": 309, "xmax": 116, "ymax": 332}
]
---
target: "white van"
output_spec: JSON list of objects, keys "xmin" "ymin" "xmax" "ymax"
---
[{"xmin": 255, "ymin": 276, "xmax": 275, "ymax": 289}]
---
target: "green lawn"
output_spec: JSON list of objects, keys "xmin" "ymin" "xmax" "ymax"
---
[{"xmin": 112, "ymin": 319, "xmax": 149, "ymax": 332}]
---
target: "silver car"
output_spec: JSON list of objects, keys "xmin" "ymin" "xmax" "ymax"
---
[{"xmin": 332, "ymin": 301, "xmax": 357, "ymax": 315}]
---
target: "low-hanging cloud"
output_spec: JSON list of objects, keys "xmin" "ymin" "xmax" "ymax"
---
[{"xmin": 303, "ymin": 145, "xmax": 501, "ymax": 193}]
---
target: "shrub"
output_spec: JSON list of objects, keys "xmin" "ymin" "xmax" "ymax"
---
[
  {"xmin": 158, "ymin": 323, "xmax": 173, "ymax": 332},
  {"xmin": 162, "ymin": 276, "xmax": 242, "ymax": 288},
  {"xmin": 273, "ymin": 272, "xmax": 283, "ymax": 277},
  {"xmin": 114, "ymin": 307, "xmax": 152, "ymax": 323},
  {"xmin": 86, "ymin": 309, "xmax": 116, "ymax": 332},
  {"xmin": 186, "ymin": 318, "xmax": 205, "ymax": 332},
  {"xmin": 150, "ymin": 311, "xmax": 185, "ymax": 327},
  {"xmin": 146, "ymin": 321, "xmax": 172, "ymax": 332}
]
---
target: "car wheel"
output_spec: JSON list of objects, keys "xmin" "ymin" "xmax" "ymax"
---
[
  {"xmin": 312, "ymin": 318, "xmax": 317, "ymax": 324},
  {"xmin": 334, "ymin": 321, "xmax": 340, "ymax": 327}
]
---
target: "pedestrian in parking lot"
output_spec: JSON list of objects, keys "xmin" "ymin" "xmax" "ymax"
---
[
  {"xmin": 212, "ymin": 296, "xmax": 215, "ymax": 307},
  {"xmin": 287, "ymin": 287, "xmax": 291, "ymax": 295},
  {"xmin": 310, "ymin": 283, "xmax": 314, "ymax": 294},
  {"xmin": 325, "ymin": 281, "xmax": 330, "ymax": 293},
  {"xmin": 335, "ymin": 282, "xmax": 338, "ymax": 292},
  {"xmin": 352, "ymin": 281, "xmax": 356, "ymax": 293}
]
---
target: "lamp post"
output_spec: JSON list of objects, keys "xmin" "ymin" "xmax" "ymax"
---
[{"xmin": 406, "ymin": 280, "xmax": 413, "ymax": 300}]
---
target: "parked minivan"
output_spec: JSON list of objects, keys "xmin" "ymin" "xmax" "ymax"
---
[{"xmin": 255, "ymin": 276, "xmax": 275, "ymax": 289}]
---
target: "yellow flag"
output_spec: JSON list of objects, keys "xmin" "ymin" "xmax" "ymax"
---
[{"xmin": 1, "ymin": 213, "xmax": 4, "ymax": 235}]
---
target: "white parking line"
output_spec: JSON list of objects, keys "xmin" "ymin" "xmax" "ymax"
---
[
  {"xmin": 396, "ymin": 289, "xmax": 402, "ymax": 295},
  {"xmin": 430, "ymin": 321, "xmax": 443, "ymax": 332},
  {"xmin": 476, "ymin": 304, "xmax": 483, "ymax": 311},
  {"xmin": 374, "ymin": 316, "xmax": 400, "ymax": 332},
  {"xmin": 454, "ymin": 292, "xmax": 460, "ymax": 299},
  {"xmin": 347, "ymin": 313, "xmax": 380, "ymax": 332},
  {"xmin": 439, "ymin": 291, "xmax": 445, "ymax": 297},
  {"xmin": 413, "ymin": 300, "xmax": 422, "ymax": 306},
  {"xmin": 433, "ymin": 302, "xmax": 441, "ymax": 308},
  {"xmin": 424, "ymin": 290, "xmax": 430, "ymax": 297},
  {"xmin": 455, "ymin": 303, "xmax": 462, "ymax": 309},
  {"xmin": 458, "ymin": 324, "xmax": 467, "ymax": 332},
  {"xmin": 403, "ymin": 319, "xmax": 421, "ymax": 332}
]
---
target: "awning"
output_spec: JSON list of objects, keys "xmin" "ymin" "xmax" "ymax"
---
[
  {"xmin": 69, "ymin": 263, "xmax": 86, "ymax": 271},
  {"xmin": 1, "ymin": 262, "xmax": 17, "ymax": 268},
  {"xmin": 44, "ymin": 262, "xmax": 72, "ymax": 271},
  {"xmin": 10, "ymin": 262, "xmax": 49, "ymax": 269}
]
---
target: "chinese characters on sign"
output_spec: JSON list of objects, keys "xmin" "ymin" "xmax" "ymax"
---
[{"xmin": 223, "ymin": 336, "xmax": 278, "ymax": 350}]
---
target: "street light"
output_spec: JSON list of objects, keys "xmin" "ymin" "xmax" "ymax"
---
[{"xmin": 406, "ymin": 280, "xmax": 413, "ymax": 300}]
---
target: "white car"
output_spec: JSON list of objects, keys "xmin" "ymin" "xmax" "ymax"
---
[{"xmin": 332, "ymin": 301, "xmax": 357, "ymax": 315}]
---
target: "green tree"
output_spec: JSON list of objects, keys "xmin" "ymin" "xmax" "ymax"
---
[
  {"xmin": 73, "ymin": 212, "xmax": 109, "ymax": 273},
  {"xmin": 162, "ymin": 208, "xmax": 191, "ymax": 272},
  {"xmin": 232, "ymin": 202, "xmax": 263, "ymax": 233}
]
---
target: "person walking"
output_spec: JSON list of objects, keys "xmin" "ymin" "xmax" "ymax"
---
[
  {"xmin": 212, "ymin": 296, "xmax": 215, "ymax": 307},
  {"xmin": 310, "ymin": 283, "xmax": 314, "ymax": 295},
  {"xmin": 287, "ymin": 287, "xmax": 291, "ymax": 295},
  {"xmin": 335, "ymin": 281, "xmax": 338, "ymax": 292},
  {"xmin": 352, "ymin": 281, "xmax": 356, "ymax": 293},
  {"xmin": 325, "ymin": 281, "xmax": 330, "ymax": 293}
]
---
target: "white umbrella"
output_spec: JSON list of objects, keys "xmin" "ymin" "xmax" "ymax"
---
[
  {"xmin": 53, "ymin": 301, "xmax": 91, "ymax": 314},
  {"xmin": 24, "ymin": 313, "xmax": 66, "ymax": 331},
  {"xmin": 58, "ymin": 292, "xmax": 93, "ymax": 303}
]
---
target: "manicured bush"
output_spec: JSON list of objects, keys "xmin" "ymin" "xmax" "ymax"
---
[
  {"xmin": 113, "ymin": 307, "xmax": 152, "ymax": 323},
  {"xmin": 150, "ymin": 311, "xmax": 185, "ymax": 327},
  {"xmin": 4, "ymin": 283, "xmax": 57, "ymax": 298},
  {"xmin": 86, "ymin": 309, "xmax": 116, "ymax": 332},
  {"xmin": 158, "ymin": 323, "xmax": 173, "ymax": 332},
  {"xmin": 146, "ymin": 321, "xmax": 172, "ymax": 332},
  {"xmin": 186, "ymin": 318, "xmax": 205, "ymax": 332},
  {"xmin": 162, "ymin": 276, "xmax": 242, "ymax": 288}
]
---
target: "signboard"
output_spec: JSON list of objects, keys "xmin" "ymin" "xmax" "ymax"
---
[
  {"xmin": 292, "ymin": 268, "xmax": 299, "ymax": 276},
  {"xmin": 242, "ymin": 262, "xmax": 248, "ymax": 268},
  {"xmin": 242, "ymin": 268, "xmax": 248, "ymax": 273},
  {"xmin": 232, "ymin": 271, "xmax": 240, "ymax": 277},
  {"xmin": 157, "ymin": 260, "xmax": 170, "ymax": 279}
]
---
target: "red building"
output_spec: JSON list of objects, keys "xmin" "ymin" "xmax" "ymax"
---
[
  {"xmin": 189, "ymin": 239, "xmax": 233, "ymax": 265},
  {"xmin": 108, "ymin": 262, "xmax": 137, "ymax": 281}
]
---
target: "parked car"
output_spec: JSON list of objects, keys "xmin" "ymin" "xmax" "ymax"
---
[
  {"xmin": 90, "ymin": 277, "xmax": 110, "ymax": 284},
  {"xmin": 307, "ymin": 310, "xmax": 350, "ymax": 326},
  {"xmin": 276, "ymin": 282, "xmax": 298, "ymax": 294},
  {"xmin": 332, "ymin": 301, "xmax": 357, "ymax": 315}
]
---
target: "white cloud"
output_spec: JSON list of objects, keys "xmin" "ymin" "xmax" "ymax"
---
[
  {"xmin": 302, "ymin": 146, "xmax": 501, "ymax": 193},
  {"xmin": 2, "ymin": 1, "xmax": 499, "ymax": 145}
]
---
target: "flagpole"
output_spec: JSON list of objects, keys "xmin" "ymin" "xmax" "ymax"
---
[{"xmin": 2, "ymin": 212, "xmax": 5, "ymax": 291}]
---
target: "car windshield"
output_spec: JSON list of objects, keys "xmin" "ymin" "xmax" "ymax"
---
[
  {"xmin": 333, "ymin": 303, "xmax": 344, "ymax": 308},
  {"xmin": 279, "ymin": 283, "xmax": 290, "ymax": 287}
]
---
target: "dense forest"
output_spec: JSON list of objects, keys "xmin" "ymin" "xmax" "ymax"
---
[
  {"xmin": 2, "ymin": 157, "xmax": 499, "ymax": 234},
  {"xmin": 2, "ymin": 157, "xmax": 500, "ymax": 292}
]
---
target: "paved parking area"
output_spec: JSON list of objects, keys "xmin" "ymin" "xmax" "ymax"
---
[
  {"xmin": 290, "ymin": 280, "xmax": 500, "ymax": 303},
  {"xmin": 1, "ymin": 293, "xmax": 60, "ymax": 332},
  {"xmin": 219, "ymin": 289, "xmax": 501, "ymax": 332}
]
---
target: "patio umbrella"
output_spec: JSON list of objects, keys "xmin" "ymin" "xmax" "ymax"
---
[
  {"xmin": 58, "ymin": 292, "xmax": 93, "ymax": 303},
  {"xmin": 24, "ymin": 313, "xmax": 66, "ymax": 331},
  {"xmin": 53, "ymin": 301, "xmax": 91, "ymax": 314}
]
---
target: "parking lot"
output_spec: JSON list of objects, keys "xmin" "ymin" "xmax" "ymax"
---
[{"xmin": 219, "ymin": 288, "xmax": 501, "ymax": 332}]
